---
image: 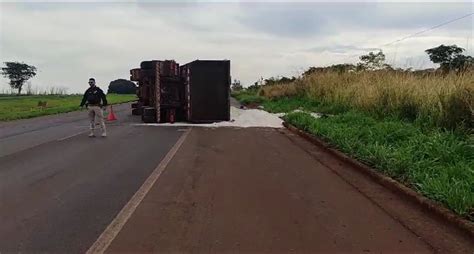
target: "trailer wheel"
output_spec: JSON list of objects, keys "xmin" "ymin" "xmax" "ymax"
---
[
  {"xmin": 142, "ymin": 107, "xmax": 156, "ymax": 116},
  {"xmin": 132, "ymin": 108, "xmax": 142, "ymax": 115},
  {"xmin": 141, "ymin": 107, "xmax": 157, "ymax": 123},
  {"xmin": 142, "ymin": 115, "xmax": 157, "ymax": 123}
]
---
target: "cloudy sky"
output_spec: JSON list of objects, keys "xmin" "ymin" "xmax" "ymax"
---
[{"xmin": 0, "ymin": 0, "xmax": 472, "ymax": 93}]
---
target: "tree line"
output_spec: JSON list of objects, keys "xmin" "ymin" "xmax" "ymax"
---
[{"xmin": 231, "ymin": 44, "xmax": 474, "ymax": 91}]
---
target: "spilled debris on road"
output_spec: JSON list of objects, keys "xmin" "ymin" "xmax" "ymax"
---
[{"xmin": 133, "ymin": 106, "xmax": 283, "ymax": 128}]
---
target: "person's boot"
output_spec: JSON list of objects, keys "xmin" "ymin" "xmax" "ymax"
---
[
  {"xmin": 101, "ymin": 131, "xmax": 107, "ymax": 137},
  {"xmin": 89, "ymin": 131, "xmax": 95, "ymax": 137}
]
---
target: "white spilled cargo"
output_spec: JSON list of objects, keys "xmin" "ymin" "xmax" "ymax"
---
[{"xmin": 133, "ymin": 106, "xmax": 283, "ymax": 128}]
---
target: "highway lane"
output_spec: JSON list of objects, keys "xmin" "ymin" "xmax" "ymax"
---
[
  {"xmin": 0, "ymin": 103, "xmax": 133, "ymax": 157},
  {"xmin": 0, "ymin": 105, "xmax": 184, "ymax": 253}
]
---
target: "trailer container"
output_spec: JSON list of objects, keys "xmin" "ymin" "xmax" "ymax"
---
[{"xmin": 181, "ymin": 60, "xmax": 230, "ymax": 123}]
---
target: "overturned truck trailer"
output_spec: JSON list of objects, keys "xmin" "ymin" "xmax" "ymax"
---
[
  {"xmin": 181, "ymin": 60, "xmax": 231, "ymax": 123},
  {"xmin": 130, "ymin": 59, "xmax": 230, "ymax": 123}
]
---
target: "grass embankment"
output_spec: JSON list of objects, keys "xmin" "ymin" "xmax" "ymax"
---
[
  {"xmin": 0, "ymin": 94, "xmax": 137, "ymax": 121},
  {"xmin": 232, "ymin": 89, "xmax": 266, "ymax": 106},
  {"xmin": 233, "ymin": 71, "xmax": 474, "ymax": 219}
]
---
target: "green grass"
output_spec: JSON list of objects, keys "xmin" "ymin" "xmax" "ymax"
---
[
  {"xmin": 232, "ymin": 90, "xmax": 266, "ymax": 105},
  {"xmin": 284, "ymin": 111, "xmax": 474, "ymax": 219},
  {"xmin": 232, "ymin": 91, "xmax": 349, "ymax": 114},
  {"xmin": 0, "ymin": 94, "xmax": 137, "ymax": 121},
  {"xmin": 261, "ymin": 96, "xmax": 350, "ymax": 114}
]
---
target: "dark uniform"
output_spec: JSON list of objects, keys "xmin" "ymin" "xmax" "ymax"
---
[{"xmin": 80, "ymin": 86, "xmax": 108, "ymax": 137}]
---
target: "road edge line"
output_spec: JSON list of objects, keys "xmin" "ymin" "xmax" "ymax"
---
[{"xmin": 85, "ymin": 128, "xmax": 191, "ymax": 254}]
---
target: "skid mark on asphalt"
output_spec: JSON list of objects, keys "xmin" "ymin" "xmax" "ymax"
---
[{"xmin": 85, "ymin": 128, "xmax": 191, "ymax": 254}]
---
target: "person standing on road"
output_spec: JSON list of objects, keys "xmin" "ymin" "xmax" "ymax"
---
[{"xmin": 80, "ymin": 78, "xmax": 108, "ymax": 137}]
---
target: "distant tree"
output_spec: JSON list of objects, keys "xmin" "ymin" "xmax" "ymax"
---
[
  {"xmin": 425, "ymin": 44, "xmax": 473, "ymax": 72},
  {"xmin": 264, "ymin": 76, "xmax": 296, "ymax": 86},
  {"xmin": 278, "ymin": 76, "xmax": 296, "ymax": 83},
  {"xmin": 108, "ymin": 79, "xmax": 137, "ymax": 94},
  {"xmin": 1, "ymin": 62, "xmax": 37, "ymax": 95},
  {"xmin": 231, "ymin": 79, "xmax": 243, "ymax": 92},
  {"xmin": 303, "ymin": 67, "xmax": 320, "ymax": 77},
  {"xmin": 358, "ymin": 51, "xmax": 388, "ymax": 70},
  {"xmin": 303, "ymin": 64, "xmax": 359, "ymax": 76},
  {"xmin": 247, "ymin": 81, "xmax": 261, "ymax": 91},
  {"xmin": 425, "ymin": 45, "xmax": 461, "ymax": 68},
  {"xmin": 450, "ymin": 54, "xmax": 474, "ymax": 72},
  {"xmin": 329, "ymin": 64, "xmax": 357, "ymax": 73}
]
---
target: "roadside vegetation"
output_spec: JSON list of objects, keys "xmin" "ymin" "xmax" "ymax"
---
[
  {"xmin": 232, "ymin": 89, "xmax": 265, "ymax": 106},
  {"xmin": 232, "ymin": 45, "xmax": 474, "ymax": 219},
  {"xmin": 0, "ymin": 94, "xmax": 137, "ymax": 121}
]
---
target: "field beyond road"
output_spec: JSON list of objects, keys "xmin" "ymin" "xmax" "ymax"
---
[{"xmin": 0, "ymin": 94, "xmax": 137, "ymax": 121}]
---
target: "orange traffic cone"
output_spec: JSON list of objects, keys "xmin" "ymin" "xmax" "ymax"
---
[{"xmin": 107, "ymin": 105, "xmax": 117, "ymax": 121}]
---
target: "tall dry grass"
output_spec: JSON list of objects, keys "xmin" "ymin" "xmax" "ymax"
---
[{"xmin": 260, "ymin": 71, "xmax": 474, "ymax": 130}]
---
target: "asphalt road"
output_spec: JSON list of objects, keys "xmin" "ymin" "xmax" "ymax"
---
[
  {"xmin": 1, "ymin": 104, "xmax": 472, "ymax": 253},
  {"xmin": 0, "ymin": 104, "xmax": 183, "ymax": 253},
  {"xmin": 0, "ymin": 104, "xmax": 134, "ymax": 157}
]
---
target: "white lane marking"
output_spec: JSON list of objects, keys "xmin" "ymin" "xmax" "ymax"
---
[
  {"xmin": 57, "ymin": 131, "xmax": 88, "ymax": 141},
  {"xmin": 85, "ymin": 128, "xmax": 191, "ymax": 254}
]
